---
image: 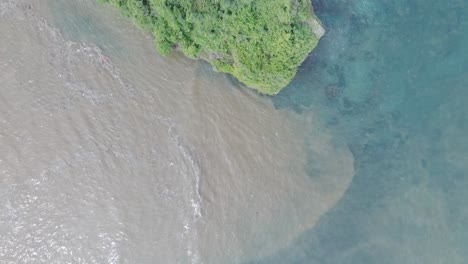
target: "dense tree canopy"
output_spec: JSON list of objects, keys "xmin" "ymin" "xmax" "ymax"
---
[{"xmin": 99, "ymin": 0, "xmax": 322, "ymax": 94}]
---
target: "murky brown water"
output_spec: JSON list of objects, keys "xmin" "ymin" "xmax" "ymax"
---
[{"xmin": 0, "ymin": 1, "xmax": 354, "ymax": 263}]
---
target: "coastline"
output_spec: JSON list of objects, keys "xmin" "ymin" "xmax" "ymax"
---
[{"xmin": 98, "ymin": 0, "xmax": 325, "ymax": 95}]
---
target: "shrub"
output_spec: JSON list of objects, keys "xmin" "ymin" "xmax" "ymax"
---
[{"xmin": 100, "ymin": 0, "xmax": 322, "ymax": 95}]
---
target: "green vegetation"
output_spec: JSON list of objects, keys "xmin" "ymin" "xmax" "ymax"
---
[{"xmin": 99, "ymin": 0, "xmax": 323, "ymax": 95}]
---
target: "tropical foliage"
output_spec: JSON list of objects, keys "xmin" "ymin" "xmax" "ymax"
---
[{"xmin": 99, "ymin": 0, "xmax": 321, "ymax": 95}]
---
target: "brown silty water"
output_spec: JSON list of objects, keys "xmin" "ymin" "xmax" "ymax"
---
[{"xmin": 0, "ymin": 0, "xmax": 354, "ymax": 263}]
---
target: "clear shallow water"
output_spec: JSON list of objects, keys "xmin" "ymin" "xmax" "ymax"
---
[
  {"xmin": 254, "ymin": 0, "xmax": 468, "ymax": 263},
  {"xmin": 0, "ymin": 0, "xmax": 466, "ymax": 264}
]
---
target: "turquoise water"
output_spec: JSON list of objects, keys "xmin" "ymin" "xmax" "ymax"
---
[
  {"xmin": 2, "ymin": 0, "xmax": 467, "ymax": 263},
  {"xmin": 46, "ymin": 0, "xmax": 468, "ymax": 262},
  {"xmin": 249, "ymin": 0, "xmax": 468, "ymax": 263}
]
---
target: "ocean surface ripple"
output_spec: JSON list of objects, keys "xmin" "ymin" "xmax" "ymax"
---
[{"xmin": 1, "ymin": 0, "xmax": 355, "ymax": 263}]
